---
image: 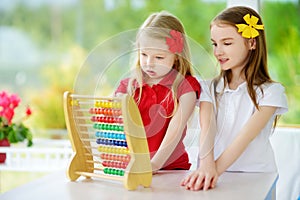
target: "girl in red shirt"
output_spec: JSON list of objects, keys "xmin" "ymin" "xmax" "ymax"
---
[{"xmin": 115, "ymin": 11, "xmax": 201, "ymax": 171}]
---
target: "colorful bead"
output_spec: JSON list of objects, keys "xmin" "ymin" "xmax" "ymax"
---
[{"xmin": 103, "ymin": 168, "xmax": 125, "ymax": 176}]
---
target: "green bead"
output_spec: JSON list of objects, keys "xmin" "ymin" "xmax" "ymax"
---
[
  {"xmin": 104, "ymin": 168, "xmax": 108, "ymax": 174},
  {"xmin": 93, "ymin": 123, "xmax": 97, "ymax": 129}
]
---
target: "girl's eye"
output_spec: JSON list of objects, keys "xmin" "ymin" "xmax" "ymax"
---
[
  {"xmin": 140, "ymin": 52, "xmax": 147, "ymax": 57},
  {"xmin": 156, "ymin": 56, "xmax": 164, "ymax": 60},
  {"xmin": 212, "ymin": 42, "xmax": 217, "ymax": 47},
  {"xmin": 224, "ymin": 42, "xmax": 232, "ymax": 46}
]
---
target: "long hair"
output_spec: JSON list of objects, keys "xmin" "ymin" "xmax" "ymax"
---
[
  {"xmin": 128, "ymin": 11, "xmax": 193, "ymax": 116},
  {"xmin": 211, "ymin": 6, "xmax": 279, "ymax": 127}
]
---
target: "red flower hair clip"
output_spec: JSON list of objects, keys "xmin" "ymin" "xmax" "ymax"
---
[{"xmin": 166, "ymin": 30, "xmax": 184, "ymax": 54}]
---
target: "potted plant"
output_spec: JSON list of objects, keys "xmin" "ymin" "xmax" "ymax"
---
[{"xmin": 0, "ymin": 91, "xmax": 33, "ymax": 163}]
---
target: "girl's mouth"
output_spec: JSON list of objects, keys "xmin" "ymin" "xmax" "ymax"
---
[
  {"xmin": 146, "ymin": 70, "xmax": 156, "ymax": 76},
  {"xmin": 219, "ymin": 58, "xmax": 228, "ymax": 65}
]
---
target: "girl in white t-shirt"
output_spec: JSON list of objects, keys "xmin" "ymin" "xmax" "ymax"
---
[{"xmin": 181, "ymin": 6, "xmax": 288, "ymax": 191}]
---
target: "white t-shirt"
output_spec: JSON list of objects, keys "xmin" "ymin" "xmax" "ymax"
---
[{"xmin": 200, "ymin": 78, "xmax": 288, "ymax": 172}]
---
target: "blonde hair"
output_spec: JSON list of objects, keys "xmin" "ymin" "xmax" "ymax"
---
[{"xmin": 127, "ymin": 11, "xmax": 194, "ymax": 116}]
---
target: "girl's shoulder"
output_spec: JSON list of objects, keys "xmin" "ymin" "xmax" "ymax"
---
[
  {"xmin": 119, "ymin": 78, "xmax": 140, "ymax": 88},
  {"xmin": 257, "ymin": 82, "xmax": 288, "ymax": 113},
  {"xmin": 119, "ymin": 77, "xmax": 130, "ymax": 85},
  {"xmin": 258, "ymin": 82, "xmax": 286, "ymax": 95},
  {"xmin": 184, "ymin": 75, "xmax": 200, "ymax": 85},
  {"xmin": 115, "ymin": 78, "xmax": 131, "ymax": 95},
  {"xmin": 184, "ymin": 75, "xmax": 201, "ymax": 88},
  {"xmin": 177, "ymin": 75, "xmax": 201, "ymax": 99}
]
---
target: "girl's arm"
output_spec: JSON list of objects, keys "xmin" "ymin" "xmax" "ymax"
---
[
  {"xmin": 150, "ymin": 92, "xmax": 197, "ymax": 171},
  {"xmin": 180, "ymin": 101, "xmax": 218, "ymax": 190},
  {"xmin": 215, "ymin": 106, "xmax": 277, "ymax": 174}
]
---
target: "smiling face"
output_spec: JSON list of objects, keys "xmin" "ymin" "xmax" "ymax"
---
[
  {"xmin": 138, "ymin": 34, "xmax": 176, "ymax": 84},
  {"xmin": 210, "ymin": 24, "xmax": 254, "ymax": 73}
]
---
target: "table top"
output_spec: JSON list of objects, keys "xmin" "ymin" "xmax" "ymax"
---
[{"xmin": 1, "ymin": 170, "xmax": 277, "ymax": 200}]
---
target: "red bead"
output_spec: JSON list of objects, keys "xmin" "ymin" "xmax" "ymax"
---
[
  {"xmin": 122, "ymin": 162, "xmax": 127, "ymax": 169},
  {"xmin": 112, "ymin": 110, "xmax": 118, "ymax": 116},
  {"xmin": 100, "ymin": 153, "xmax": 106, "ymax": 160},
  {"xmin": 118, "ymin": 110, "xmax": 122, "ymax": 116},
  {"xmin": 89, "ymin": 108, "xmax": 94, "ymax": 114},
  {"xmin": 125, "ymin": 155, "xmax": 131, "ymax": 162},
  {"xmin": 118, "ymin": 118, "xmax": 123, "ymax": 124},
  {"xmin": 102, "ymin": 160, "xmax": 109, "ymax": 167},
  {"xmin": 116, "ymin": 162, "xmax": 122, "ymax": 169}
]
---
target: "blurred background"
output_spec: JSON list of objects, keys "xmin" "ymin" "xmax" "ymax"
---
[
  {"xmin": 0, "ymin": 0, "xmax": 299, "ymax": 194},
  {"xmin": 1, "ymin": 0, "xmax": 299, "ymax": 135}
]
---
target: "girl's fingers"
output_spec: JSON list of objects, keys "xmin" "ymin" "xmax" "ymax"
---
[
  {"xmin": 211, "ymin": 175, "xmax": 218, "ymax": 189},
  {"xmin": 180, "ymin": 173, "xmax": 193, "ymax": 186},
  {"xmin": 181, "ymin": 171, "xmax": 218, "ymax": 191},
  {"xmin": 186, "ymin": 173, "xmax": 199, "ymax": 189},
  {"xmin": 203, "ymin": 175, "xmax": 213, "ymax": 191},
  {"xmin": 193, "ymin": 175, "xmax": 205, "ymax": 190}
]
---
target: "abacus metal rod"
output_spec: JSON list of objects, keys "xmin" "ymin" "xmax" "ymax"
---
[
  {"xmin": 82, "ymin": 145, "xmax": 99, "ymax": 150},
  {"xmin": 84, "ymin": 152, "xmax": 101, "ymax": 157},
  {"xmin": 80, "ymin": 138, "xmax": 97, "ymax": 142},
  {"xmin": 74, "ymin": 116, "xmax": 92, "ymax": 120},
  {"xmin": 86, "ymin": 159, "xmax": 101, "ymax": 164}
]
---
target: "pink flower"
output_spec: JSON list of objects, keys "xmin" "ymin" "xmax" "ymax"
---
[
  {"xmin": 165, "ymin": 30, "xmax": 184, "ymax": 54},
  {"xmin": 0, "ymin": 91, "xmax": 23, "ymax": 124},
  {"xmin": 10, "ymin": 94, "xmax": 20, "ymax": 108},
  {"xmin": 0, "ymin": 90, "xmax": 33, "ymax": 147},
  {"xmin": 0, "ymin": 92, "xmax": 10, "ymax": 111},
  {"xmin": 3, "ymin": 108, "xmax": 14, "ymax": 124},
  {"xmin": 26, "ymin": 106, "xmax": 32, "ymax": 116}
]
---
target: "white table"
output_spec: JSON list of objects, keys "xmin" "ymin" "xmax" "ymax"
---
[{"xmin": 1, "ymin": 170, "xmax": 277, "ymax": 200}]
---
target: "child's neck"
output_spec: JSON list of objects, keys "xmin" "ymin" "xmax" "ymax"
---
[
  {"xmin": 229, "ymin": 76, "xmax": 245, "ymax": 90},
  {"xmin": 145, "ymin": 77, "xmax": 163, "ymax": 86},
  {"xmin": 228, "ymin": 69, "xmax": 246, "ymax": 90}
]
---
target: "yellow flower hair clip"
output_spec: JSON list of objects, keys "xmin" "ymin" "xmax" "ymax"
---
[{"xmin": 236, "ymin": 14, "xmax": 264, "ymax": 39}]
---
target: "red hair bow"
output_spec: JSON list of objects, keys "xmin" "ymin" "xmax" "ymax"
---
[{"xmin": 166, "ymin": 30, "xmax": 184, "ymax": 54}]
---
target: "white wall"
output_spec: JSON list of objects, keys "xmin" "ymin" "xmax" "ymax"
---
[{"xmin": 270, "ymin": 127, "xmax": 300, "ymax": 200}]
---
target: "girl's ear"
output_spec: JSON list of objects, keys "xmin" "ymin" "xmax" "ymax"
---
[{"xmin": 248, "ymin": 38, "xmax": 257, "ymax": 50}]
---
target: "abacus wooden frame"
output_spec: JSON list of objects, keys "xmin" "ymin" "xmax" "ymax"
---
[{"xmin": 63, "ymin": 91, "xmax": 152, "ymax": 190}]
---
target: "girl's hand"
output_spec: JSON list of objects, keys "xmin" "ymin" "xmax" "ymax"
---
[
  {"xmin": 181, "ymin": 101, "xmax": 219, "ymax": 191},
  {"xmin": 180, "ymin": 159, "xmax": 218, "ymax": 191}
]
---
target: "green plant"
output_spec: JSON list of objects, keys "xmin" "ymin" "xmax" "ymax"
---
[{"xmin": 0, "ymin": 91, "xmax": 33, "ymax": 147}]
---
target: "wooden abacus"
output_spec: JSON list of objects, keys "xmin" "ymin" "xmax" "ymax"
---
[{"xmin": 63, "ymin": 91, "xmax": 152, "ymax": 190}]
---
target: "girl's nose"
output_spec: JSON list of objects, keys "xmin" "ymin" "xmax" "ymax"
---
[
  {"xmin": 146, "ymin": 57, "xmax": 154, "ymax": 67},
  {"xmin": 214, "ymin": 46, "xmax": 223, "ymax": 56}
]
